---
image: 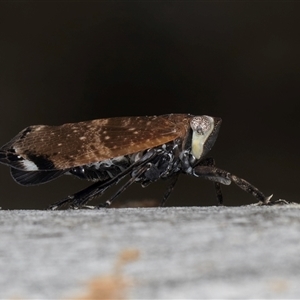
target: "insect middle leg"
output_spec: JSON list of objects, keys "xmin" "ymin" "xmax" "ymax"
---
[
  {"xmin": 194, "ymin": 157, "xmax": 223, "ymax": 205},
  {"xmin": 159, "ymin": 173, "xmax": 179, "ymax": 207}
]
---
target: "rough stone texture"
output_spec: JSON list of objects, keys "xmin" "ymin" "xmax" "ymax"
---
[{"xmin": 1, "ymin": 205, "xmax": 300, "ymax": 299}]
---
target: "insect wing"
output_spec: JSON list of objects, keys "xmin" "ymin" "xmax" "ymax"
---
[{"xmin": 0, "ymin": 115, "xmax": 188, "ymax": 171}]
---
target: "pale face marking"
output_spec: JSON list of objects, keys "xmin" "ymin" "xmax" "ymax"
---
[{"xmin": 190, "ymin": 116, "xmax": 214, "ymax": 159}]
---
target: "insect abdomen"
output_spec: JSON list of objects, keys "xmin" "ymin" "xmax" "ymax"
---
[{"xmin": 68, "ymin": 155, "xmax": 132, "ymax": 182}]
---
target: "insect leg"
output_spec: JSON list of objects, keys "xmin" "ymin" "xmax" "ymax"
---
[
  {"xmin": 192, "ymin": 165, "xmax": 272, "ymax": 204},
  {"xmin": 48, "ymin": 176, "xmax": 122, "ymax": 210},
  {"xmin": 48, "ymin": 149, "xmax": 158, "ymax": 210},
  {"xmin": 230, "ymin": 175, "xmax": 273, "ymax": 204},
  {"xmin": 98, "ymin": 163, "xmax": 152, "ymax": 208},
  {"xmin": 160, "ymin": 173, "xmax": 179, "ymax": 207},
  {"xmin": 195, "ymin": 158, "xmax": 223, "ymax": 205}
]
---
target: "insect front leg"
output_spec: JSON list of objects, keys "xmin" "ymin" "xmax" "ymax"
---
[{"xmin": 192, "ymin": 164, "xmax": 272, "ymax": 205}]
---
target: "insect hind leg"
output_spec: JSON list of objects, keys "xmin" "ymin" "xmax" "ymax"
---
[
  {"xmin": 97, "ymin": 162, "xmax": 152, "ymax": 208},
  {"xmin": 48, "ymin": 148, "xmax": 158, "ymax": 210},
  {"xmin": 48, "ymin": 178, "xmax": 113, "ymax": 210}
]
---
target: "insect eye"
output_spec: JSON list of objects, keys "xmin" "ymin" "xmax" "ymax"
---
[
  {"xmin": 190, "ymin": 116, "xmax": 213, "ymax": 135},
  {"xmin": 197, "ymin": 128, "xmax": 204, "ymax": 135}
]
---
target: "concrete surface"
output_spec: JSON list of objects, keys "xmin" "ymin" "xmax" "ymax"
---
[{"xmin": 1, "ymin": 205, "xmax": 300, "ymax": 299}]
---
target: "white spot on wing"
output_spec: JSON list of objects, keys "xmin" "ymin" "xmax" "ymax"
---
[
  {"xmin": 35, "ymin": 126, "xmax": 45, "ymax": 131},
  {"xmin": 21, "ymin": 160, "xmax": 39, "ymax": 171}
]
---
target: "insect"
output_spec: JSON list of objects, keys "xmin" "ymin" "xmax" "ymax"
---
[{"xmin": 0, "ymin": 114, "xmax": 273, "ymax": 209}]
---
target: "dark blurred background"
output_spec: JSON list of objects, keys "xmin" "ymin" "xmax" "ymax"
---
[{"xmin": 0, "ymin": 2, "xmax": 299, "ymax": 209}]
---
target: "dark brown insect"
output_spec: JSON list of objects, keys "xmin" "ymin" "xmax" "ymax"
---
[{"xmin": 0, "ymin": 114, "xmax": 273, "ymax": 209}]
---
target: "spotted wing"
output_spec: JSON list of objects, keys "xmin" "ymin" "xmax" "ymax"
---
[{"xmin": 0, "ymin": 114, "xmax": 191, "ymax": 171}]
